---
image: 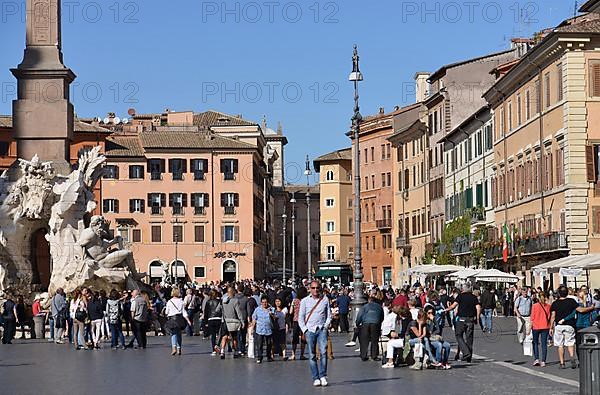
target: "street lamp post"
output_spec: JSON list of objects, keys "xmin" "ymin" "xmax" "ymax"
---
[
  {"xmin": 173, "ymin": 217, "xmax": 180, "ymax": 284},
  {"xmin": 290, "ymin": 192, "xmax": 297, "ymax": 284},
  {"xmin": 282, "ymin": 213, "xmax": 287, "ymax": 285},
  {"xmin": 305, "ymin": 155, "xmax": 312, "ymax": 281},
  {"xmin": 348, "ymin": 45, "xmax": 367, "ymax": 327}
]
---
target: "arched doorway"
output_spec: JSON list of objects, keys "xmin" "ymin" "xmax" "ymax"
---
[
  {"xmin": 222, "ymin": 260, "xmax": 237, "ymax": 282},
  {"xmin": 31, "ymin": 228, "xmax": 50, "ymax": 290},
  {"xmin": 171, "ymin": 260, "xmax": 187, "ymax": 283},
  {"xmin": 148, "ymin": 260, "xmax": 163, "ymax": 284}
]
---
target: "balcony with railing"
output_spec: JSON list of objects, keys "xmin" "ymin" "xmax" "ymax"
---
[
  {"xmin": 151, "ymin": 206, "xmax": 162, "ymax": 215},
  {"xmin": 172, "ymin": 206, "xmax": 184, "ymax": 216},
  {"xmin": 451, "ymin": 236, "xmax": 472, "ymax": 255},
  {"xmin": 224, "ymin": 206, "xmax": 236, "ymax": 215},
  {"xmin": 484, "ymin": 231, "xmax": 568, "ymax": 261},
  {"xmin": 376, "ymin": 218, "xmax": 392, "ymax": 231},
  {"xmin": 223, "ymin": 172, "xmax": 236, "ymax": 181},
  {"xmin": 194, "ymin": 206, "xmax": 206, "ymax": 215},
  {"xmin": 194, "ymin": 171, "xmax": 205, "ymax": 181},
  {"xmin": 150, "ymin": 172, "xmax": 163, "ymax": 181}
]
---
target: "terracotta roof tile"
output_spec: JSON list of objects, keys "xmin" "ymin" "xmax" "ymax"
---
[
  {"xmin": 314, "ymin": 148, "xmax": 352, "ymax": 163},
  {"xmin": 556, "ymin": 18, "xmax": 600, "ymax": 33},
  {"xmin": 139, "ymin": 131, "xmax": 256, "ymax": 150},
  {"xmin": 105, "ymin": 136, "xmax": 145, "ymax": 157},
  {"xmin": 193, "ymin": 111, "xmax": 258, "ymax": 127}
]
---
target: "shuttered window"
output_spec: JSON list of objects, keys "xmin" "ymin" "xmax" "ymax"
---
[
  {"xmin": 132, "ymin": 229, "xmax": 141, "ymax": 243},
  {"xmin": 590, "ymin": 61, "xmax": 600, "ymax": 97},
  {"xmin": 556, "ymin": 147, "xmax": 565, "ymax": 185},
  {"xmin": 151, "ymin": 226, "xmax": 161, "ymax": 243},
  {"xmin": 557, "ymin": 64, "xmax": 563, "ymax": 101},
  {"xmin": 586, "ymin": 144, "xmax": 596, "ymax": 183}
]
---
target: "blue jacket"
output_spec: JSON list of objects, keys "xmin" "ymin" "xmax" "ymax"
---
[
  {"xmin": 337, "ymin": 295, "xmax": 351, "ymax": 314},
  {"xmin": 356, "ymin": 302, "xmax": 384, "ymax": 326}
]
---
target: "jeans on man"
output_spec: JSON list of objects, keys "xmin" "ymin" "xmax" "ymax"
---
[
  {"xmin": 359, "ymin": 323, "xmax": 381, "ymax": 360},
  {"xmin": 483, "ymin": 309, "xmax": 494, "ymax": 332},
  {"xmin": 455, "ymin": 318, "xmax": 475, "ymax": 361},
  {"xmin": 532, "ymin": 329, "xmax": 549, "ymax": 362},
  {"xmin": 109, "ymin": 322, "xmax": 125, "ymax": 348},
  {"xmin": 305, "ymin": 327, "xmax": 328, "ymax": 381}
]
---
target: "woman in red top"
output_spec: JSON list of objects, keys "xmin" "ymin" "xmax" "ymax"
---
[{"xmin": 530, "ymin": 291, "xmax": 551, "ymax": 367}]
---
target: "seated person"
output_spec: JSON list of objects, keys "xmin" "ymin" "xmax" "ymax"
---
[
  {"xmin": 425, "ymin": 306, "xmax": 451, "ymax": 369},
  {"xmin": 407, "ymin": 309, "xmax": 438, "ymax": 370},
  {"xmin": 382, "ymin": 306, "xmax": 410, "ymax": 368}
]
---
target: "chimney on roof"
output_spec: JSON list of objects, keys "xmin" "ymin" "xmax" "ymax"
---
[
  {"xmin": 511, "ymin": 38, "xmax": 533, "ymax": 57},
  {"xmin": 414, "ymin": 72, "xmax": 431, "ymax": 103},
  {"xmin": 277, "ymin": 121, "xmax": 283, "ymax": 135},
  {"xmin": 394, "ymin": 105, "xmax": 400, "ymax": 111},
  {"xmin": 379, "ymin": 107, "xmax": 385, "ymax": 114}
]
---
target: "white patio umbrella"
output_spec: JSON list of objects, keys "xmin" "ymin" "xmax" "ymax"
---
[
  {"xmin": 445, "ymin": 268, "xmax": 482, "ymax": 281},
  {"xmin": 474, "ymin": 268, "xmax": 521, "ymax": 283}
]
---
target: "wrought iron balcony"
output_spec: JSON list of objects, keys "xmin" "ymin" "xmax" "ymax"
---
[
  {"xmin": 194, "ymin": 206, "xmax": 206, "ymax": 215},
  {"xmin": 484, "ymin": 231, "xmax": 568, "ymax": 261},
  {"xmin": 151, "ymin": 206, "xmax": 162, "ymax": 215},
  {"xmin": 451, "ymin": 236, "xmax": 472, "ymax": 255},
  {"xmin": 194, "ymin": 171, "xmax": 205, "ymax": 181},
  {"xmin": 396, "ymin": 237, "xmax": 410, "ymax": 249},
  {"xmin": 224, "ymin": 206, "xmax": 236, "ymax": 215},
  {"xmin": 223, "ymin": 172, "xmax": 236, "ymax": 181},
  {"xmin": 376, "ymin": 218, "xmax": 392, "ymax": 230},
  {"xmin": 150, "ymin": 172, "xmax": 162, "ymax": 181}
]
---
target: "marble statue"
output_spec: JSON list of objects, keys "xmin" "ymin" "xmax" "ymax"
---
[{"xmin": 79, "ymin": 215, "xmax": 133, "ymax": 271}]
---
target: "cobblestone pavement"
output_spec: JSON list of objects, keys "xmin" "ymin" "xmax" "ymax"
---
[{"xmin": 0, "ymin": 317, "xmax": 580, "ymax": 395}]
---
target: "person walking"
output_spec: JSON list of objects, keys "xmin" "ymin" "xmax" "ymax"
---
[
  {"xmin": 126, "ymin": 289, "xmax": 148, "ymax": 349},
  {"xmin": 51, "ymin": 288, "xmax": 67, "ymax": 344},
  {"xmin": 165, "ymin": 288, "xmax": 191, "ymax": 355},
  {"xmin": 530, "ymin": 291, "xmax": 551, "ymax": 367},
  {"xmin": 337, "ymin": 289, "xmax": 351, "ymax": 334},
  {"xmin": 298, "ymin": 280, "xmax": 331, "ymax": 387},
  {"xmin": 183, "ymin": 289, "xmax": 199, "ymax": 337},
  {"xmin": 251, "ymin": 295, "xmax": 274, "ymax": 363},
  {"xmin": 1, "ymin": 294, "xmax": 17, "ymax": 344},
  {"xmin": 515, "ymin": 287, "xmax": 533, "ymax": 344},
  {"xmin": 219, "ymin": 286, "xmax": 244, "ymax": 359},
  {"xmin": 549, "ymin": 285, "xmax": 579, "ymax": 369},
  {"xmin": 356, "ymin": 292, "xmax": 384, "ymax": 362},
  {"xmin": 72, "ymin": 292, "xmax": 88, "ymax": 350},
  {"xmin": 106, "ymin": 289, "xmax": 126, "ymax": 350},
  {"xmin": 480, "ymin": 287, "xmax": 496, "ymax": 333},
  {"xmin": 203, "ymin": 290, "xmax": 223, "ymax": 355},
  {"xmin": 445, "ymin": 284, "xmax": 481, "ymax": 363}
]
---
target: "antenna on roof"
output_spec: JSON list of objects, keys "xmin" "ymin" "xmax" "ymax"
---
[{"xmin": 574, "ymin": 1, "xmax": 578, "ymax": 20}]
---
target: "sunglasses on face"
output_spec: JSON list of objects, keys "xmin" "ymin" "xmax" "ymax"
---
[{"xmin": 311, "ymin": 287, "xmax": 321, "ymax": 290}]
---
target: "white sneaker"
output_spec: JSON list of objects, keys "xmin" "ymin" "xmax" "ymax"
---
[
  {"xmin": 355, "ymin": 348, "xmax": 360, "ymax": 352},
  {"xmin": 320, "ymin": 377, "xmax": 328, "ymax": 387},
  {"xmin": 313, "ymin": 379, "xmax": 321, "ymax": 387},
  {"xmin": 345, "ymin": 341, "xmax": 356, "ymax": 347}
]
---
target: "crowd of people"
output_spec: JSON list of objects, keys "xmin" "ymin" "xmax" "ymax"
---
[{"xmin": 1, "ymin": 278, "xmax": 599, "ymax": 387}]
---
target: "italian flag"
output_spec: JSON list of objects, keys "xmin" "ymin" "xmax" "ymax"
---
[{"xmin": 502, "ymin": 224, "xmax": 511, "ymax": 263}]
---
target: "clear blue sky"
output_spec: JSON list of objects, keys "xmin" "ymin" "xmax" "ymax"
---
[{"xmin": 0, "ymin": 0, "xmax": 575, "ymax": 184}]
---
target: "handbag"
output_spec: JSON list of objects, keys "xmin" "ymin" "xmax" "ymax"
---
[
  {"xmin": 225, "ymin": 317, "xmax": 242, "ymax": 332},
  {"xmin": 75, "ymin": 308, "xmax": 87, "ymax": 323},
  {"xmin": 167, "ymin": 300, "xmax": 188, "ymax": 331}
]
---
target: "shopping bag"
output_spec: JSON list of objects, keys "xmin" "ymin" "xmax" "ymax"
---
[
  {"xmin": 413, "ymin": 342, "xmax": 423, "ymax": 358},
  {"xmin": 523, "ymin": 334, "xmax": 533, "ymax": 356},
  {"xmin": 247, "ymin": 332, "xmax": 255, "ymax": 359}
]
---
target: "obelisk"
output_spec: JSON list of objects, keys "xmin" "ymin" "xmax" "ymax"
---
[{"xmin": 11, "ymin": 0, "xmax": 75, "ymax": 172}]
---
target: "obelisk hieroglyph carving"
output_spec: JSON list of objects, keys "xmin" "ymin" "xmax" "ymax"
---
[{"xmin": 11, "ymin": 0, "xmax": 75, "ymax": 170}]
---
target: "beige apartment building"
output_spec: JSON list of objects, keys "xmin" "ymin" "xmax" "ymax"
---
[
  {"xmin": 425, "ymin": 49, "xmax": 519, "ymax": 246},
  {"xmin": 314, "ymin": 148, "xmax": 353, "ymax": 267},
  {"xmin": 388, "ymin": 103, "xmax": 430, "ymax": 286},
  {"xmin": 483, "ymin": 5, "xmax": 600, "ymax": 287},
  {"xmin": 101, "ymin": 110, "xmax": 279, "ymax": 283}
]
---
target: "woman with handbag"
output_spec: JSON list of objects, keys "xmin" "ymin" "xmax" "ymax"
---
[
  {"xmin": 165, "ymin": 288, "xmax": 191, "ymax": 356},
  {"xmin": 203, "ymin": 290, "xmax": 223, "ymax": 355},
  {"xmin": 530, "ymin": 291, "xmax": 551, "ymax": 367}
]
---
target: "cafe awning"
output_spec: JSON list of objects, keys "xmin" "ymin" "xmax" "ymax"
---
[{"xmin": 532, "ymin": 254, "xmax": 600, "ymax": 275}]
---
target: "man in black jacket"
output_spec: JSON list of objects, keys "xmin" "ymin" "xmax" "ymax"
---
[{"xmin": 480, "ymin": 287, "xmax": 496, "ymax": 333}]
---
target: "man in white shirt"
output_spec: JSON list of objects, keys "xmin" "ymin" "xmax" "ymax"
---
[{"xmin": 298, "ymin": 280, "xmax": 331, "ymax": 387}]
